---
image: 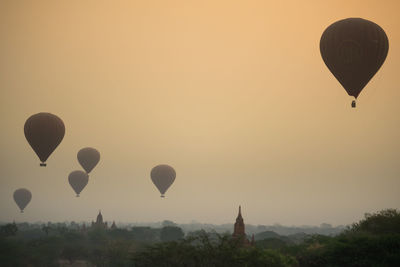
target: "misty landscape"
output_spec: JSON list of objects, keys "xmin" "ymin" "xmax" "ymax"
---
[
  {"xmin": 1, "ymin": 209, "xmax": 400, "ymax": 266},
  {"xmin": 1, "ymin": 0, "xmax": 400, "ymax": 266}
]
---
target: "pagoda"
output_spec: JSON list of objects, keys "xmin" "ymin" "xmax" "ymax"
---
[
  {"xmin": 91, "ymin": 210, "xmax": 108, "ymax": 229},
  {"xmin": 232, "ymin": 206, "xmax": 254, "ymax": 246}
]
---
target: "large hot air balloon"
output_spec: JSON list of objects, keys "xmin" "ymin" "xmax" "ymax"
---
[
  {"xmin": 320, "ymin": 18, "xmax": 389, "ymax": 107},
  {"xmin": 68, "ymin": 170, "xmax": 89, "ymax": 197},
  {"xmin": 150, "ymin": 165, "xmax": 176, "ymax": 198},
  {"xmin": 77, "ymin": 147, "xmax": 100, "ymax": 174},
  {"xmin": 13, "ymin": 188, "xmax": 32, "ymax": 213},
  {"xmin": 24, "ymin": 113, "xmax": 65, "ymax": 166}
]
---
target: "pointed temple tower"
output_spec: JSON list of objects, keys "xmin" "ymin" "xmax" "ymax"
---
[
  {"xmin": 91, "ymin": 210, "xmax": 108, "ymax": 229},
  {"xmin": 233, "ymin": 206, "xmax": 245, "ymax": 237},
  {"xmin": 232, "ymin": 206, "xmax": 254, "ymax": 246}
]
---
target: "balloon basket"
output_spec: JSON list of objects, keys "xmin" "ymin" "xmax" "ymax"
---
[
  {"xmin": 40, "ymin": 163, "xmax": 47, "ymax": 167},
  {"xmin": 76, "ymin": 194, "xmax": 80, "ymax": 197},
  {"xmin": 20, "ymin": 210, "xmax": 24, "ymax": 213},
  {"xmin": 351, "ymin": 100, "xmax": 356, "ymax": 108},
  {"xmin": 161, "ymin": 195, "xmax": 165, "ymax": 198}
]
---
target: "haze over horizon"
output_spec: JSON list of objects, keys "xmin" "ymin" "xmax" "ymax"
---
[{"xmin": 1, "ymin": 0, "xmax": 399, "ymax": 227}]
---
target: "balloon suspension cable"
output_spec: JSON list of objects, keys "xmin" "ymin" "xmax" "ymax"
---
[
  {"xmin": 40, "ymin": 162, "xmax": 47, "ymax": 167},
  {"xmin": 351, "ymin": 100, "xmax": 356, "ymax": 108}
]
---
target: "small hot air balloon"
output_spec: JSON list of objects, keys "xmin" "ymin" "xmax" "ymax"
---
[
  {"xmin": 24, "ymin": 113, "xmax": 65, "ymax": 166},
  {"xmin": 77, "ymin": 147, "xmax": 100, "ymax": 174},
  {"xmin": 320, "ymin": 18, "xmax": 389, "ymax": 107},
  {"xmin": 150, "ymin": 165, "xmax": 176, "ymax": 198},
  {"xmin": 13, "ymin": 188, "xmax": 32, "ymax": 213},
  {"xmin": 68, "ymin": 170, "xmax": 89, "ymax": 197}
]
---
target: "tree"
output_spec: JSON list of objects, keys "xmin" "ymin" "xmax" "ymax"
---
[
  {"xmin": 256, "ymin": 238, "xmax": 288, "ymax": 250},
  {"xmin": 42, "ymin": 224, "xmax": 51, "ymax": 235},
  {"xmin": 61, "ymin": 244, "xmax": 87, "ymax": 264},
  {"xmin": 295, "ymin": 210, "xmax": 400, "ymax": 266},
  {"xmin": 349, "ymin": 209, "xmax": 400, "ymax": 235},
  {"xmin": 162, "ymin": 220, "xmax": 177, "ymax": 227},
  {"xmin": 160, "ymin": 226, "xmax": 184, "ymax": 242},
  {"xmin": 0, "ymin": 223, "xmax": 18, "ymax": 237},
  {"xmin": 132, "ymin": 232, "xmax": 297, "ymax": 266}
]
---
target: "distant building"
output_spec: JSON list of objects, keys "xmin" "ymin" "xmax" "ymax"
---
[
  {"xmin": 111, "ymin": 221, "xmax": 117, "ymax": 230},
  {"xmin": 91, "ymin": 210, "xmax": 108, "ymax": 229},
  {"xmin": 233, "ymin": 206, "xmax": 254, "ymax": 246}
]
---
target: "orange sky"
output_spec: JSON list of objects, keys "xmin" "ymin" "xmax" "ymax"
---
[{"xmin": 1, "ymin": 0, "xmax": 399, "ymax": 226}]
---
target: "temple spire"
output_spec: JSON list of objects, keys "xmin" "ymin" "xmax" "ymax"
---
[
  {"xmin": 93, "ymin": 209, "xmax": 107, "ymax": 229},
  {"xmin": 233, "ymin": 205, "xmax": 245, "ymax": 236},
  {"xmin": 232, "ymin": 205, "xmax": 253, "ymax": 246},
  {"xmin": 237, "ymin": 205, "xmax": 243, "ymax": 220}
]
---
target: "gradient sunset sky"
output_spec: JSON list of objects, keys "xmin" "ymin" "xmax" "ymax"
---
[{"xmin": 1, "ymin": 0, "xmax": 399, "ymax": 226}]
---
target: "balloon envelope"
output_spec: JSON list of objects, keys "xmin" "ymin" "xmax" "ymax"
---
[
  {"xmin": 150, "ymin": 165, "xmax": 176, "ymax": 197},
  {"xmin": 24, "ymin": 113, "xmax": 65, "ymax": 166},
  {"xmin": 68, "ymin": 170, "xmax": 89, "ymax": 197},
  {"xmin": 13, "ymin": 188, "xmax": 32, "ymax": 212},
  {"xmin": 77, "ymin": 147, "xmax": 100, "ymax": 174},
  {"xmin": 320, "ymin": 18, "xmax": 389, "ymax": 99}
]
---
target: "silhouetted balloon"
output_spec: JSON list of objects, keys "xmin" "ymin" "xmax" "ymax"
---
[
  {"xmin": 13, "ymin": 188, "xmax": 32, "ymax": 213},
  {"xmin": 320, "ymin": 18, "xmax": 389, "ymax": 107},
  {"xmin": 24, "ymin": 113, "xmax": 65, "ymax": 166},
  {"xmin": 68, "ymin": 170, "xmax": 89, "ymax": 197},
  {"xmin": 77, "ymin": 147, "xmax": 100, "ymax": 174},
  {"xmin": 150, "ymin": 165, "xmax": 176, "ymax": 197}
]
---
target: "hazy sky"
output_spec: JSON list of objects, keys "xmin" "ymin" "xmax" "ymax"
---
[{"xmin": 1, "ymin": 0, "xmax": 399, "ymax": 226}]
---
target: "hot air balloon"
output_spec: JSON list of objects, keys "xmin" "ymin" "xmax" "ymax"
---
[
  {"xmin": 13, "ymin": 188, "xmax": 32, "ymax": 213},
  {"xmin": 150, "ymin": 165, "xmax": 176, "ymax": 198},
  {"xmin": 320, "ymin": 18, "xmax": 389, "ymax": 107},
  {"xmin": 24, "ymin": 113, "xmax": 65, "ymax": 166},
  {"xmin": 68, "ymin": 170, "xmax": 89, "ymax": 197},
  {"xmin": 77, "ymin": 147, "xmax": 100, "ymax": 174}
]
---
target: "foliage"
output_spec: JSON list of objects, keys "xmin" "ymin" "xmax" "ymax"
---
[
  {"xmin": 0, "ymin": 223, "xmax": 18, "ymax": 237},
  {"xmin": 295, "ymin": 233, "xmax": 400, "ymax": 267},
  {"xmin": 160, "ymin": 226, "xmax": 185, "ymax": 242},
  {"xmin": 0, "ymin": 237, "xmax": 26, "ymax": 267},
  {"xmin": 292, "ymin": 209, "xmax": 400, "ymax": 266},
  {"xmin": 255, "ymin": 230, "xmax": 282, "ymax": 240},
  {"xmin": 1, "ymin": 209, "xmax": 399, "ymax": 266},
  {"xmin": 162, "ymin": 220, "xmax": 178, "ymax": 227},
  {"xmin": 0, "ymin": 225, "xmax": 154, "ymax": 267},
  {"xmin": 348, "ymin": 209, "xmax": 400, "ymax": 235},
  {"xmin": 256, "ymin": 237, "xmax": 289, "ymax": 250},
  {"xmin": 132, "ymin": 232, "xmax": 297, "ymax": 267}
]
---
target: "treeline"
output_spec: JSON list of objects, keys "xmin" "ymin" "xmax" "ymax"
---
[
  {"xmin": 1, "ymin": 220, "xmax": 345, "ymax": 237},
  {"xmin": 1, "ymin": 209, "xmax": 400, "ymax": 266},
  {"xmin": 133, "ymin": 209, "xmax": 400, "ymax": 266},
  {"xmin": 115, "ymin": 220, "xmax": 345, "ymax": 236},
  {"xmin": 180, "ymin": 222, "xmax": 344, "ymax": 237},
  {"xmin": 0, "ymin": 224, "xmax": 184, "ymax": 266},
  {"xmin": 289, "ymin": 209, "xmax": 400, "ymax": 266}
]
